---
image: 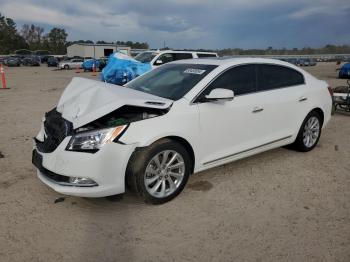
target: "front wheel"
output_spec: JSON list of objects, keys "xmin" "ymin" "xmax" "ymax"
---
[
  {"xmin": 126, "ymin": 139, "xmax": 191, "ymax": 204},
  {"xmin": 292, "ymin": 111, "xmax": 322, "ymax": 152}
]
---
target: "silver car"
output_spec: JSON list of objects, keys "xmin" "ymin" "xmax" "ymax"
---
[{"xmin": 59, "ymin": 59, "xmax": 84, "ymax": 70}]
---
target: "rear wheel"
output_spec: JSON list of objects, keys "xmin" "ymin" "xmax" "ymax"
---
[
  {"xmin": 126, "ymin": 139, "xmax": 191, "ymax": 204},
  {"xmin": 293, "ymin": 111, "xmax": 322, "ymax": 152}
]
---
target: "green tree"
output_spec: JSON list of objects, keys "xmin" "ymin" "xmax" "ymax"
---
[
  {"xmin": 47, "ymin": 27, "xmax": 68, "ymax": 54},
  {"xmin": 0, "ymin": 13, "xmax": 27, "ymax": 54}
]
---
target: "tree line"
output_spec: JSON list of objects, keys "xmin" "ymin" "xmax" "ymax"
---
[
  {"xmin": 0, "ymin": 13, "xmax": 149, "ymax": 55},
  {"xmin": 217, "ymin": 45, "xmax": 350, "ymax": 56}
]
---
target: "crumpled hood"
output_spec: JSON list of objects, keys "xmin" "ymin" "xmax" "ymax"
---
[{"xmin": 56, "ymin": 77, "xmax": 173, "ymax": 128}]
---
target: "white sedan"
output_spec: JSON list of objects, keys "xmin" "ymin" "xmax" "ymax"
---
[{"xmin": 32, "ymin": 58, "xmax": 332, "ymax": 204}]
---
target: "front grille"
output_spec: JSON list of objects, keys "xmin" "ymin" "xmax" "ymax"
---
[
  {"xmin": 32, "ymin": 149, "xmax": 70, "ymax": 183},
  {"xmin": 36, "ymin": 108, "xmax": 73, "ymax": 153}
]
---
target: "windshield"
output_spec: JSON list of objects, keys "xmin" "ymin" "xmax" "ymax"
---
[
  {"xmin": 126, "ymin": 63, "xmax": 217, "ymax": 100},
  {"xmin": 134, "ymin": 52, "xmax": 158, "ymax": 63}
]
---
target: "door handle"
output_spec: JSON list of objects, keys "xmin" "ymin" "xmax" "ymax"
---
[
  {"xmin": 299, "ymin": 96, "xmax": 308, "ymax": 102},
  {"xmin": 252, "ymin": 106, "xmax": 264, "ymax": 113}
]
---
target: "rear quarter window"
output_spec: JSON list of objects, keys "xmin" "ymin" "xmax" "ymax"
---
[
  {"xmin": 197, "ymin": 53, "xmax": 217, "ymax": 58},
  {"xmin": 257, "ymin": 64, "xmax": 304, "ymax": 91},
  {"xmin": 173, "ymin": 53, "xmax": 193, "ymax": 60}
]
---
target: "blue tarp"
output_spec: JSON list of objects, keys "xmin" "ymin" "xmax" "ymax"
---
[
  {"xmin": 100, "ymin": 52, "xmax": 151, "ymax": 85},
  {"xmin": 82, "ymin": 59, "xmax": 100, "ymax": 71}
]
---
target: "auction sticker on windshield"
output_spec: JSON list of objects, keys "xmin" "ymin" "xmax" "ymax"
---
[{"xmin": 184, "ymin": 68, "xmax": 206, "ymax": 75}]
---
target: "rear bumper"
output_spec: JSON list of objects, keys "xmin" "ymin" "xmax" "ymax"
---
[{"xmin": 33, "ymin": 137, "xmax": 137, "ymax": 197}]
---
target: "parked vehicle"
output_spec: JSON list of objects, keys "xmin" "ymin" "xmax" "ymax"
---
[
  {"xmin": 32, "ymin": 58, "xmax": 332, "ymax": 204},
  {"xmin": 286, "ymin": 58, "xmax": 298, "ymax": 65},
  {"xmin": 47, "ymin": 56, "xmax": 59, "ymax": 67},
  {"xmin": 22, "ymin": 56, "xmax": 41, "ymax": 66},
  {"xmin": 58, "ymin": 59, "xmax": 84, "ymax": 70},
  {"xmin": 134, "ymin": 50, "xmax": 218, "ymax": 68},
  {"xmin": 4, "ymin": 57, "xmax": 21, "ymax": 67},
  {"xmin": 338, "ymin": 63, "xmax": 350, "ymax": 78},
  {"xmin": 298, "ymin": 58, "xmax": 310, "ymax": 66},
  {"xmin": 309, "ymin": 59, "xmax": 317, "ymax": 66}
]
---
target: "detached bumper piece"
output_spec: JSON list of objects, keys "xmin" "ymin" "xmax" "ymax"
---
[{"xmin": 32, "ymin": 150, "xmax": 98, "ymax": 187}]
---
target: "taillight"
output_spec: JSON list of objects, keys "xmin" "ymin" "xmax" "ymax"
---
[{"xmin": 327, "ymin": 86, "xmax": 333, "ymax": 96}]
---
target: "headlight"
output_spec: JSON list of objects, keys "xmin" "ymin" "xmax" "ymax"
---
[{"xmin": 66, "ymin": 125, "xmax": 127, "ymax": 152}]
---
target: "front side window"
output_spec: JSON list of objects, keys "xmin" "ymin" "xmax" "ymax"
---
[
  {"xmin": 134, "ymin": 52, "xmax": 158, "ymax": 63},
  {"xmin": 257, "ymin": 64, "xmax": 304, "ymax": 91},
  {"xmin": 155, "ymin": 53, "xmax": 174, "ymax": 65},
  {"xmin": 198, "ymin": 64, "xmax": 257, "ymax": 99},
  {"xmin": 126, "ymin": 63, "xmax": 217, "ymax": 100}
]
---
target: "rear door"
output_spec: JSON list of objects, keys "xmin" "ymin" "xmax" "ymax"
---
[{"xmin": 254, "ymin": 64, "xmax": 308, "ymax": 141}]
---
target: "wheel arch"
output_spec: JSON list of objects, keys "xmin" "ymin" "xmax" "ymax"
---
[
  {"xmin": 163, "ymin": 136, "xmax": 195, "ymax": 174},
  {"xmin": 310, "ymin": 107, "xmax": 324, "ymax": 127}
]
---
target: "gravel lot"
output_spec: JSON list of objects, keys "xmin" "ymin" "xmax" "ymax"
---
[{"xmin": 0, "ymin": 63, "xmax": 349, "ymax": 262}]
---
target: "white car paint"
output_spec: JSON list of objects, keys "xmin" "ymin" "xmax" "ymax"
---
[
  {"xmin": 135, "ymin": 50, "xmax": 218, "ymax": 68},
  {"xmin": 56, "ymin": 77, "xmax": 172, "ymax": 128},
  {"xmin": 33, "ymin": 58, "xmax": 332, "ymax": 198}
]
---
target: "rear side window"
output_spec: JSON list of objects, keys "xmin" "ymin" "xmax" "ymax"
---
[
  {"xmin": 200, "ymin": 64, "xmax": 257, "ymax": 97},
  {"xmin": 257, "ymin": 64, "xmax": 304, "ymax": 91},
  {"xmin": 197, "ymin": 53, "xmax": 217, "ymax": 58},
  {"xmin": 173, "ymin": 53, "xmax": 193, "ymax": 60}
]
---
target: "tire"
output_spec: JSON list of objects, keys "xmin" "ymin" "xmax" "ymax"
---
[
  {"xmin": 64, "ymin": 65, "xmax": 69, "ymax": 70},
  {"xmin": 126, "ymin": 139, "xmax": 191, "ymax": 204},
  {"xmin": 292, "ymin": 111, "xmax": 322, "ymax": 152}
]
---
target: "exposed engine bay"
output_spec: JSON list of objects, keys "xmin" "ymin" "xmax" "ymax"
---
[{"xmin": 75, "ymin": 105, "xmax": 170, "ymax": 132}]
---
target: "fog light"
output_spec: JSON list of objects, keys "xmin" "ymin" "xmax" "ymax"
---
[{"xmin": 68, "ymin": 177, "xmax": 98, "ymax": 187}]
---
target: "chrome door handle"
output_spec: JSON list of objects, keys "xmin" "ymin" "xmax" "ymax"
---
[
  {"xmin": 252, "ymin": 106, "xmax": 264, "ymax": 113},
  {"xmin": 299, "ymin": 96, "xmax": 308, "ymax": 102}
]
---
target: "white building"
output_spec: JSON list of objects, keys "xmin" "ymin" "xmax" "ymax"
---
[{"xmin": 67, "ymin": 43, "xmax": 131, "ymax": 58}]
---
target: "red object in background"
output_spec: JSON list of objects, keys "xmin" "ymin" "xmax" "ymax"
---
[{"xmin": 0, "ymin": 64, "xmax": 7, "ymax": 89}]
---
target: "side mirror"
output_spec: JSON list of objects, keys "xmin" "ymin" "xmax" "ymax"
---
[
  {"xmin": 205, "ymin": 88, "xmax": 234, "ymax": 102},
  {"xmin": 155, "ymin": 60, "xmax": 163, "ymax": 65}
]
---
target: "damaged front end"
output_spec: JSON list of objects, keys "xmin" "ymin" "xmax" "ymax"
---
[
  {"xmin": 36, "ymin": 104, "xmax": 170, "ymax": 154},
  {"xmin": 75, "ymin": 105, "xmax": 170, "ymax": 133},
  {"xmin": 35, "ymin": 77, "xmax": 173, "ymax": 153}
]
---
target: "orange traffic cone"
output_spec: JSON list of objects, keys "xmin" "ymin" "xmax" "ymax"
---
[{"xmin": 0, "ymin": 64, "xmax": 9, "ymax": 89}]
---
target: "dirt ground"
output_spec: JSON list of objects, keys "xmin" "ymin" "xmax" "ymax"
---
[{"xmin": 0, "ymin": 63, "xmax": 349, "ymax": 262}]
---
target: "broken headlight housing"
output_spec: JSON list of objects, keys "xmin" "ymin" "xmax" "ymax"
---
[{"xmin": 66, "ymin": 125, "xmax": 127, "ymax": 152}]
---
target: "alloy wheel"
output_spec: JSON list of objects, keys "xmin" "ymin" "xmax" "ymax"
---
[
  {"xmin": 144, "ymin": 150, "xmax": 185, "ymax": 198},
  {"xmin": 302, "ymin": 116, "xmax": 320, "ymax": 148}
]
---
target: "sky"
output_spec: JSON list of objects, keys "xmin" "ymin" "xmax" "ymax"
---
[{"xmin": 0, "ymin": 0, "xmax": 349, "ymax": 49}]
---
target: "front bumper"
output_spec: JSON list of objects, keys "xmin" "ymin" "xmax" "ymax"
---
[{"xmin": 33, "ymin": 136, "xmax": 137, "ymax": 197}]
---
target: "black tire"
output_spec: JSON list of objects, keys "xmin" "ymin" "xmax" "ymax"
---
[
  {"xmin": 126, "ymin": 138, "xmax": 191, "ymax": 204},
  {"xmin": 64, "ymin": 64, "xmax": 69, "ymax": 70},
  {"xmin": 292, "ymin": 111, "xmax": 322, "ymax": 152}
]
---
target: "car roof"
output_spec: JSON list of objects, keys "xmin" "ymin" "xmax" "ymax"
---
[
  {"xmin": 171, "ymin": 57, "xmax": 302, "ymax": 68},
  {"xmin": 141, "ymin": 50, "xmax": 217, "ymax": 55}
]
